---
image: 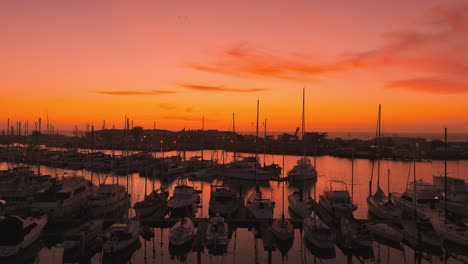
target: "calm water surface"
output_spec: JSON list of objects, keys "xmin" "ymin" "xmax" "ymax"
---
[{"xmin": 2, "ymin": 150, "xmax": 467, "ymax": 264}]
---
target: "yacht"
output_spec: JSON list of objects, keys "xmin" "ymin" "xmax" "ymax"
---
[
  {"xmin": 303, "ymin": 216, "xmax": 335, "ymax": 259},
  {"xmin": 208, "ymin": 184, "xmax": 239, "ymax": 216},
  {"xmin": 167, "ymin": 178, "xmax": 199, "ymax": 217},
  {"xmin": 62, "ymin": 219, "xmax": 103, "ymax": 258},
  {"xmin": 246, "ymin": 186, "xmax": 274, "ymax": 220},
  {"xmin": 102, "ymin": 218, "xmax": 140, "ymax": 255},
  {"xmin": 222, "ymin": 157, "xmax": 276, "ymax": 181},
  {"xmin": 32, "ymin": 176, "xmax": 94, "ymax": 218},
  {"xmin": 319, "ymin": 180, "xmax": 357, "ymax": 218},
  {"xmin": 88, "ymin": 184, "xmax": 130, "ymax": 218},
  {"xmin": 433, "ymin": 175, "xmax": 468, "ymax": 217},
  {"xmin": 288, "ymin": 157, "xmax": 317, "ymax": 182},
  {"xmin": 134, "ymin": 187, "xmax": 169, "ymax": 218},
  {"xmin": 367, "ymin": 186, "xmax": 402, "ymax": 219},
  {"xmin": 169, "ymin": 217, "xmax": 195, "ymax": 246},
  {"xmin": 288, "ymin": 189, "xmax": 312, "ymax": 219},
  {"xmin": 0, "ymin": 214, "xmax": 48, "ymax": 257},
  {"xmin": 391, "ymin": 180, "xmax": 440, "ymax": 219},
  {"xmin": 205, "ymin": 216, "xmax": 229, "ymax": 248}
]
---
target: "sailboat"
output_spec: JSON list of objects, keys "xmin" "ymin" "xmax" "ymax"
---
[
  {"xmin": 271, "ymin": 169, "xmax": 294, "ymax": 244},
  {"xmin": 431, "ymin": 128, "xmax": 468, "ymax": 248},
  {"xmin": 169, "ymin": 217, "xmax": 195, "ymax": 246},
  {"xmin": 288, "ymin": 88, "xmax": 313, "ymax": 219},
  {"xmin": 246, "ymin": 100, "xmax": 275, "ymax": 220},
  {"xmin": 367, "ymin": 104, "xmax": 402, "ymax": 220},
  {"xmin": 134, "ymin": 185, "xmax": 169, "ymax": 218},
  {"xmin": 288, "ymin": 88, "xmax": 317, "ymax": 183},
  {"xmin": 102, "ymin": 217, "xmax": 140, "ymax": 255}
]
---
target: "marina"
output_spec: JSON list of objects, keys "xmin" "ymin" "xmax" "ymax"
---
[{"xmin": 0, "ymin": 147, "xmax": 467, "ymax": 263}]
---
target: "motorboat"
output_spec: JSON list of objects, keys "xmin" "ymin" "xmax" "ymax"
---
[
  {"xmin": 433, "ymin": 175, "xmax": 468, "ymax": 217},
  {"xmin": 134, "ymin": 187, "xmax": 169, "ymax": 218},
  {"xmin": 208, "ymin": 184, "xmax": 239, "ymax": 216},
  {"xmin": 0, "ymin": 214, "xmax": 48, "ymax": 257},
  {"xmin": 62, "ymin": 219, "xmax": 103, "ymax": 257},
  {"xmin": 169, "ymin": 217, "xmax": 195, "ymax": 246},
  {"xmin": 288, "ymin": 189, "xmax": 312, "ymax": 219},
  {"xmin": 88, "ymin": 184, "xmax": 130, "ymax": 218},
  {"xmin": 32, "ymin": 176, "xmax": 94, "ymax": 218},
  {"xmin": 102, "ymin": 218, "xmax": 140, "ymax": 255},
  {"xmin": 391, "ymin": 180, "xmax": 440, "ymax": 220},
  {"xmin": 167, "ymin": 178, "xmax": 199, "ymax": 217},
  {"xmin": 246, "ymin": 186, "xmax": 274, "ymax": 220},
  {"xmin": 222, "ymin": 157, "xmax": 276, "ymax": 181},
  {"xmin": 303, "ymin": 216, "xmax": 335, "ymax": 259},
  {"xmin": 287, "ymin": 157, "xmax": 317, "ymax": 182},
  {"xmin": 319, "ymin": 180, "xmax": 357, "ymax": 218},
  {"xmin": 205, "ymin": 216, "xmax": 229, "ymax": 248}
]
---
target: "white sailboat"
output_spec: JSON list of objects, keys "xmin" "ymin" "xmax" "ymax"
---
[
  {"xmin": 288, "ymin": 88, "xmax": 317, "ymax": 183},
  {"xmin": 246, "ymin": 100, "xmax": 275, "ymax": 220},
  {"xmin": 0, "ymin": 214, "xmax": 48, "ymax": 257},
  {"xmin": 169, "ymin": 217, "xmax": 195, "ymax": 246},
  {"xmin": 134, "ymin": 187, "xmax": 168, "ymax": 218},
  {"xmin": 271, "ymin": 174, "xmax": 294, "ymax": 243},
  {"xmin": 367, "ymin": 105, "xmax": 402, "ymax": 220}
]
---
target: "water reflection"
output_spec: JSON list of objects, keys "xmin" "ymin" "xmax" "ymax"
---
[{"xmin": 1, "ymin": 149, "xmax": 467, "ymax": 263}]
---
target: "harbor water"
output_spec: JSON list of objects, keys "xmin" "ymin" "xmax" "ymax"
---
[{"xmin": 1, "ymin": 150, "xmax": 467, "ymax": 264}]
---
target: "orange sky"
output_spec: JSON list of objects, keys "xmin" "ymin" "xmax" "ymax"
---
[{"xmin": 1, "ymin": 0, "xmax": 467, "ymax": 133}]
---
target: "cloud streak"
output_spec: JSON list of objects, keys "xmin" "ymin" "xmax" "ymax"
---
[
  {"xmin": 181, "ymin": 83, "xmax": 267, "ymax": 92},
  {"xmin": 385, "ymin": 78, "xmax": 467, "ymax": 94},
  {"xmin": 161, "ymin": 115, "xmax": 217, "ymax": 122},
  {"xmin": 188, "ymin": 44, "xmax": 342, "ymax": 80},
  {"xmin": 96, "ymin": 90, "xmax": 176, "ymax": 95}
]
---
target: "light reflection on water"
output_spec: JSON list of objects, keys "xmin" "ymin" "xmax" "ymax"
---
[{"xmin": 1, "ymin": 150, "xmax": 467, "ymax": 263}]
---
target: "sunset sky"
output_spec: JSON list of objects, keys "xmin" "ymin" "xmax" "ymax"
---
[{"xmin": 2, "ymin": 0, "xmax": 467, "ymax": 134}]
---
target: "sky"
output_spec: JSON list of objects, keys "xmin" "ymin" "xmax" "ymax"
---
[{"xmin": 1, "ymin": 0, "xmax": 467, "ymax": 134}]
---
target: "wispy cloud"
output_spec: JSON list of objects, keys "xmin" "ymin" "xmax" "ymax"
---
[
  {"xmin": 159, "ymin": 103, "xmax": 176, "ymax": 110},
  {"xmin": 96, "ymin": 90, "xmax": 176, "ymax": 95},
  {"xmin": 180, "ymin": 83, "xmax": 267, "ymax": 92},
  {"xmin": 188, "ymin": 44, "xmax": 342, "ymax": 80},
  {"xmin": 385, "ymin": 78, "xmax": 467, "ymax": 94},
  {"xmin": 161, "ymin": 115, "xmax": 217, "ymax": 122}
]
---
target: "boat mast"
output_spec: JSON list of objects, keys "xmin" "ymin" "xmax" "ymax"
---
[
  {"xmin": 444, "ymin": 127, "xmax": 448, "ymax": 224},
  {"xmin": 201, "ymin": 116, "xmax": 204, "ymax": 161},
  {"xmin": 377, "ymin": 104, "xmax": 381, "ymax": 188},
  {"xmin": 232, "ymin": 112, "xmax": 236, "ymax": 163},
  {"xmin": 255, "ymin": 100, "xmax": 259, "ymax": 184},
  {"xmin": 264, "ymin": 118, "xmax": 267, "ymax": 167},
  {"xmin": 302, "ymin": 87, "xmax": 305, "ymax": 158}
]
